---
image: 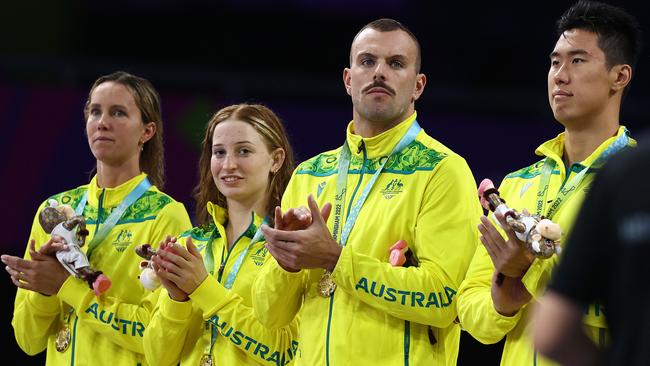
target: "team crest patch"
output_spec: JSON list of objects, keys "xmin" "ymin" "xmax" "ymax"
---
[
  {"xmin": 112, "ymin": 229, "xmax": 133, "ymax": 252},
  {"xmin": 250, "ymin": 246, "xmax": 268, "ymax": 266},
  {"xmin": 381, "ymin": 179, "xmax": 404, "ymax": 199}
]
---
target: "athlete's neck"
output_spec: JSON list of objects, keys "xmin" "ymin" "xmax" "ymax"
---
[
  {"xmin": 560, "ymin": 95, "xmax": 622, "ymax": 166},
  {"xmin": 563, "ymin": 120, "xmax": 620, "ymax": 166},
  {"xmin": 96, "ymin": 156, "xmax": 141, "ymax": 188},
  {"xmin": 352, "ymin": 108, "xmax": 414, "ymax": 138},
  {"xmin": 225, "ymin": 195, "xmax": 267, "ymax": 249}
]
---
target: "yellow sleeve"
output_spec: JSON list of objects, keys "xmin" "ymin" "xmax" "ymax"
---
[
  {"xmin": 331, "ymin": 156, "xmax": 481, "ymax": 327},
  {"xmin": 521, "ymin": 256, "xmax": 559, "ymax": 300},
  {"xmin": 57, "ymin": 201, "xmax": 191, "ymax": 354},
  {"xmin": 252, "ymin": 172, "xmax": 309, "ymax": 330},
  {"xmin": 148, "ymin": 201, "xmax": 192, "ymax": 251},
  {"xmin": 252, "ymin": 258, "xmax": 306, "ymax": 330},
  {"xmin": 190, "ymin": 273, "xmax": 300, "ymax": 363},
  {"xmin": 11, "ymin": 200, "xmax": 59, "ymax": 355},
  {"xmin": 144, "ymin": 290, "xmax": 194, "ymax": 366},
  {"xmin": 457, "ymin": 244, "xmax": 523, "ymax": 344}
]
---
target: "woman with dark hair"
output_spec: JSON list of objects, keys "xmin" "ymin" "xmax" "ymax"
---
[
  {"xmin": 3, "ymin": 71, "xmax": 192, "ymax": 365},
  {"xmin": 144, "ymin": 103, "xmax": 300, "ymax": 365}
]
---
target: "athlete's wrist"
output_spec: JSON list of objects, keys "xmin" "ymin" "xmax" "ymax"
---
[{"xmin": 324, "ymin": 245, "xmax": 342, "ymax": 272}]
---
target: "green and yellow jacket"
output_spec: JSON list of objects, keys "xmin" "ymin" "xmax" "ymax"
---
[
  {"xmin": 144, "ymin": 203, "xmax": 299, "ymax": 366},
  {"xmin": 253, "ymin": 113, "xmax": 482, "ymax": 365},
  {"xmin": 12, "ymin": 173, "xmax": 191, "ymax": 366},
  {"xmin": 457, "ymin": 127, "xmax": 634, "ymax": 366}
]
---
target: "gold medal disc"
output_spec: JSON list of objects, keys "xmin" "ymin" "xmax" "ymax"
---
[
  {"xmin": 318, "ymin": 272, "xmax": 337, "ymax": 297},
  {"xmin": 199, "ymin": 354, "xmax": 213, "ymax": 366},
  {"xmin": 55, "ymin": 326, "xmax": 71, "ymax": 352}
]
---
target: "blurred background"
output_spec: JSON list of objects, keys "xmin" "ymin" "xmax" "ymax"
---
[{"xmin": 1, "ymin": 0, "xmax": 648, "ymax": 364}]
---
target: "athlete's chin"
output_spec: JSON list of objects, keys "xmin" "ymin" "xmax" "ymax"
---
[{"xmin": 361, "ymin": 106, "xmax": 400, "ymax": 123}]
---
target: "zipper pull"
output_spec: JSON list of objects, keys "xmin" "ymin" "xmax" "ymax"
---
[
  {"xmin": 217, "ymin": 263, "xmax": 225, "ymax": 279},
  {"xmin": 357, "ymin": 140, "xmax": 365, "ymax": 154}
]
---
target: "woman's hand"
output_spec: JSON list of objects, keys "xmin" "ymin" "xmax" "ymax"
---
[
  {"xmin": 154, "ymin": 237, "xmax": 208, "ymax": 295},
  {"xmin": 1, "ymin": 239, "xmax": 70, "ymax": 296}
]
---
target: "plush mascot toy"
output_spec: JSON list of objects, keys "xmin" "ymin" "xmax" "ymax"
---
[
  {"xmin": 135, "ymin": 242, "xmax": 178, "ymax": 291},
  {"xmin": 134, "ymin": 243, "xmax": 161, "ymax": 291},
  {"xmin": 38, "ymin": 199, "xmax": 112, "ymax": 296},
  {"xmin": 478, "ymin": 178, "xmax": 562, "ymax": 258}
]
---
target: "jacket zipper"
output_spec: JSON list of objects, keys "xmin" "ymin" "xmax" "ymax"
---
[
  {"xmin": 326, "ymin": 139, "xmax": 367, "ymax": 365},
  {"xmin": 217, "ymin": 212, "xmax": 255, "ymax": 282}
]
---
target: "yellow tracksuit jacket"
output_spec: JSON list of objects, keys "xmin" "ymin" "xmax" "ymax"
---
[
  {"xmin": 457, "ymin": 126, "xmax": 634, "ymax": 366},
  {"xmin": 252, "ymin": 113, "xmax": 482, "ymax": 365},
  {"xmin": 12, "ymin": 173, "xmax": 191, "ymax": 366},
  {"xmin": 144, "ymin": 203, "xmax": 299, "ymax": 365}
]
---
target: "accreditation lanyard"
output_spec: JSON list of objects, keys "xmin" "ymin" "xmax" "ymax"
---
[
  {"xmin": 536, "ymin": 130, "xmax": 629, "ymax": 219},
  {"xmin": 332, "ymin": 121, "xmax": 421, "ymax": 246},
  {"xmin": 202, "ymin": 216, "xmax": 268, "ymax": 358},
  {"xmin": 75, "ymin": 177, "xmax": 151, "ymax": 258}
]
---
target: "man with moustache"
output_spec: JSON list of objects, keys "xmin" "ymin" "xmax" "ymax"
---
[
  {"xmin": 252, "ymin": 18, "xmax": 482, "ymax": 365},
  {"xmin": 457, "ymin": 1, "xmax": 641, "ymax": 365}
]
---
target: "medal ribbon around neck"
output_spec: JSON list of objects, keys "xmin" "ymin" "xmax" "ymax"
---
[
  {"xmin": 201, "ymin": 215, "xmax": 268, "ymax": 360},
  {"xmin": 202, "ymin": 216, "xmax": 268, "ymax": 289},
  {"xmin": 319, "ymin": 120, "xmax": 420, "ymax": 298},
  {"xmin": 332, "ymin": 120, "xmax": 421, "ymax": 246},
  {"xmin": 76, "ymin": 177, "xmax": 151, "ymax": 258},
  {"xmin": 536, "ymin": 130, "xmax": 629, "ymax": 219}
]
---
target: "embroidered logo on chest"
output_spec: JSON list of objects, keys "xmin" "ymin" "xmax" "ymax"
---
[
  {"xmin": 112, "ymin": 229, "xmax": 133, "ymax": 252},
  {"xmin": 250, "ymin": 246, "xmax": 268, "ymax": 266},
  {"xmin": 381, "ymin": 179, "xmax": 404, "ymax": 199}
]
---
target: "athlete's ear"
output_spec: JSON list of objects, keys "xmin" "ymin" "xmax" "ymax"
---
[
  {"xmin": 412, "ymin": 73, "xmax": 426, "ymax": 102},
  {"xmin": 343, "ymin": 68, "xmax": 352, "ymax": 96},
  {"xmin": 610, "ymin": 64, "xmax": 632, "ymax": 93}
]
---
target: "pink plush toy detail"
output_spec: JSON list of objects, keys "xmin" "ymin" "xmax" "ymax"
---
[
  {"xmin": 478, "ymin": 179, "xmax": 562, "ymax": 258},
  {"xmin": 389, "ymin": 239, "xmax": 419, "ymax": 267}
]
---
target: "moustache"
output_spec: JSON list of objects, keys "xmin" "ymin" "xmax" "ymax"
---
[{"xmin": 363, "ymin": 81, "xmax": 395, "ymax": 95}]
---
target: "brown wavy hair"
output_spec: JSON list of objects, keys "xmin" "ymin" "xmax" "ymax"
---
[
  {"xmin": 84, "ymin": 71, "xmax": 165, "ymax": 189},
  {"xmin": 194, "ymin": 104, "xmax": 294, "ymax": 226}
]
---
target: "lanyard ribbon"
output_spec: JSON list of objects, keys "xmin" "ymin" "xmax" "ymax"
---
[
  {"xmin": 536, "ymin": 130, "xmax": 629, "ymax": 219},
  {"xmin": 332, "ymin": 120, "xmax": 421, "ymax": 246},
  {"xmin": 202, "ymin": 215, "xmax": 268, "ymax": 357},
  {"xmin": 203, "ymin": 216, "xmax": 267, "ymax": 289},
  {"xmin": 76, "ymin": 177, "xmax": 151, "ymax": 258}
]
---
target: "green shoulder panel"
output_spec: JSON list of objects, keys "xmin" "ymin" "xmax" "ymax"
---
[
  {"xmin": 49, "ymin": 186, "xmax": 88, "ymax": 209},
  {"xmin": 179, "ymin": 223, "xmax": 218, "ymax": 241},
  {"xmin": 121, "ymin": 191, "xmax": 173, "ymax": 221},
  {"xmin": 87, "ymin": 191, "xmax": 173, "ymax": 224},
  {"xmin": 296, "ymin": 151, "xmax": 340, "ymax": 177},
  {"xmin": 62, "ymin": 190, "xmax": 174, "ymax": 225},
  {"xmin": 503, "ymin": 158, "xmax": 569, "ymax": 181},
  {"xmin": 296, "ymin": 141, "xmax": 447, "ymax": 176},
  {"xmin": 504, "ymin": 159, "xmax": 548, "ymax": 180},
  {"xmin": 381, "ymin": 140, "xmax": 447, "ymax": 174},
  {"xmin": 179, "ymin": 223, "xmax": 219, "ymax": 254}
]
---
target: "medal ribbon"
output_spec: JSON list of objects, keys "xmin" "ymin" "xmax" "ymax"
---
[
  {"xmin": 76, "ymin": 177, "xmax": 151, "ymax": 258},
  {"xmin": 535, "ymin": 130, "xmax": 629, "ymax": 219},
  {"xmin": 201, "ymin": 215, "xmax": 268, "ymax": 359},
  {"xmin": 332, "ymin": 120, "xmax": 421, "ymax": 246}
]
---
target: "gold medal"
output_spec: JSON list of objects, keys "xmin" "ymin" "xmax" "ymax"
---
[
  {"xmin": 55, "ymin": 325, "xmax": 71, "ymax": 352},
  {"xmin": 199, "ymin": 354, "xmax": 213, "ymax": 366},
  {"xmin": 318, "ymin": 271, "xmax": 337, "ymax": 297}
]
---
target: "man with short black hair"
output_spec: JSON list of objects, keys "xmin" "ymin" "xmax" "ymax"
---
[{"xmin": 457, "ymin": 1, "xmax": 641, "ymax": 365}]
